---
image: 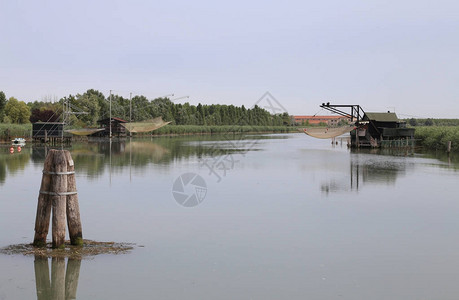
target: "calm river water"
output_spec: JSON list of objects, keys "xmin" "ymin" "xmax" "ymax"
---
[{"xmin": 1, "ymin": 133, "xmax": 458, "ymax": 299}]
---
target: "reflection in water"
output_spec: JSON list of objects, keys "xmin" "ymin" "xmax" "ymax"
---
[
  {"xmin": 321, "ymin": 150, "xmax": 414, "ymax": 194},
  {"xmin": 34, "ymin": 256, "xmax": 81, "ymax": 300},
  {"xmin": 28, "ymin": 136, "xmax": 257, "ymax": 178},
  {"xmin": 0, "ymin": 146, "xmax": 31, "ymax": 185},
  {"xmin": 2, "ymin": 135, "xmax": 458, "ymax": 185},
  {"xmin": 0, "ymin": 135, "xmax": 287, "ymax": 183}
]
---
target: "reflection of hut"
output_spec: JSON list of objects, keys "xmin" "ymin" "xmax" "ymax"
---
[{"xmin": 96, "ymin": 117, "xmax": 127, "ymax": 138}]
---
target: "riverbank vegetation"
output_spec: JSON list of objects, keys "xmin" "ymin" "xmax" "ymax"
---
[
  {"xmin": 0, "ymin": 123, "xmax": 32, "ymax": 140},
  {"xmin": 404, "ymin": 118, "xmax": 459, "ymax": 127},
  {"xmin": 151, "ymin": 125, "xmax": 297, "ymax": 135},
  {"xmin": 415, "ymin": 126, "xmax": 459, "ymax": 152}
]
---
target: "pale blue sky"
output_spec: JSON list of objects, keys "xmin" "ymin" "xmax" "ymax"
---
[{"xmin": 1, "ymin": 0, "xmax": 458, "ymax": 118}]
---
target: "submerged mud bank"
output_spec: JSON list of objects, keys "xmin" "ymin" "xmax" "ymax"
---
[{"xmin": 0, "ymin": 240, "xmax": 135, "ymax": 259}]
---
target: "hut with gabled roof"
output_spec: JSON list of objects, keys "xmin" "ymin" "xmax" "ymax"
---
[
  {"xmin": 96, "ymin": 117, "xmax": 128, "ymax": 138},
  {"xmin": 352, "ymin": 111, "xmax": 415, "ymax": 147}
]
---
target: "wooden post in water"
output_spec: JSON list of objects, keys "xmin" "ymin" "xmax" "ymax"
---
[
  {"xmin": 33, "ymin": 149, "xmax": 83, "ymax": 248},
  {"xmin": 51, "ymin": 151, "xmax": 68, "ymax": 248},
  {"xmin": 447, "ymin": 141, "xmax": 452, "ymax": 153},
  {"xmin": 33, "ymin": 151, "xmax": 55, "ymax": 247},
  {"xmin": 65, "ymin": 151, "xmax": 83, "ymax": 245}
]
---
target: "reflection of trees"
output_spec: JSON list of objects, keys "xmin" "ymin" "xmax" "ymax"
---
[
  {"xmin": 30, "ymin": 136, "xmax": 240, "ymax": 178},
  {"xmin": 0, "ymin": 147, "xmax": 31, "ymax": 185},
  {"xmin": 5, "ymin": 135, "xmax": 268, "ymax": 180},
  {"xmin": 419, "ymin": 150, "xmax": 459, "ymax": 170},
  {"xmin": 34, "ymin": 256, "xmax": 81, "ymax": 300}
]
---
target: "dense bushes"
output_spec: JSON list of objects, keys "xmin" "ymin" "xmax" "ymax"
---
[{"xmin": 415, "ymin": 126, "xmax": 459, "ymax": 151}]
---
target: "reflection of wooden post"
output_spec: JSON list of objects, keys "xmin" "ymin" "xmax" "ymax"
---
[
  {"xmin": 34, "ymin": 257, "xmax": 51, "ymax": 300},
  {"xmin": 65, "ymin": 259, "xmax": 81, "ymax": 300},
  {"xmin": 356, "ymin": 130, "xmax": 360, "ymax": 148},
  {"xmin": 34, "ymin": 257, "xmax": 82, "ymax": 300},
  {"xmin": 51, "ymin": 257, "xmax": 65, "ymax": 300},
  {"xmin": 33, "ymin": 149, "xmax": 83, "ymax": 248}
]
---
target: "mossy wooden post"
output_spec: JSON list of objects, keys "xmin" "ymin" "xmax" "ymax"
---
[
  {"xmin": 33, "ymin": 151, "xmax": 55, "ymax": 247},
  {"xmin": 33, "ymin": 149, "xmax": 83, "ymax": 249},
  {"xmin": 51, "ymin": 151, "xmax": 68, "ymax": 248},
  {"xmin": 65, "ymin": 151, "xmax": 83, "ymax": 246}
]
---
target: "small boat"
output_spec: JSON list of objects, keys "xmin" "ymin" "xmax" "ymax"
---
[{"xmin": 12, "ymin": 138, "xmax": 26, "ymax": 145}]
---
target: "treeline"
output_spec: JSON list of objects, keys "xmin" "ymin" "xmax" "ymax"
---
[
  {"xmin": 404, "ymin": 118, "xmax": 459, "ymax": 127},
  {"xmin": 0, "ymin": 89, "xmax": 292, "ymax": 127}
]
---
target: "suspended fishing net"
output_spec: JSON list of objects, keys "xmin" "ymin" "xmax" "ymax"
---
[
  {"xmin": 302, "ymin": 126, "xmax": 355, "ymax": 139},
  {"xmin": 65, "ymin": 128, "xmax": 105, "ymax": 136},
  {"xmin": 122, "ymin": 117, "xmax": 171, "ymax": 133}
]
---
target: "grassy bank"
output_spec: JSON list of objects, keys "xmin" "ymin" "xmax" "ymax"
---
[
  {"xmin": 415, "ymin": 126, "xmax": 459, "ymax": 151},
  {"xmin": 150, "ymin": 125, "xmax": 298, "ymax": 135},
  {"xmin": 0, "ymin": 123, "xmax": 32, "ymax": 141}
]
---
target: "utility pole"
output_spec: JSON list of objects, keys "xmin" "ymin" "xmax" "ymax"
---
[
  {"xmin": 109, "ymin": 90, "xmax": 112, "ymax": 139},
  {"xmin": 129, "ymin": 92, "xmax": 132, "ymax": 137}
]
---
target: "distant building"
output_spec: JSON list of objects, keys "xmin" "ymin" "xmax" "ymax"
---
[{"xmin": 293, "ymin": 115, "xmax": 350, "ymax": 126}]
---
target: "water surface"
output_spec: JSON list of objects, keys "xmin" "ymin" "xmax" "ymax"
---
[{"xmin": 1, "ymin": 134, "xmax": 458, "ymax": 299}]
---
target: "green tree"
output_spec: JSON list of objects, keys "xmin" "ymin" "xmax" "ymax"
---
[
  {"xmin": 75, "ymin": 94, "xmax": 101, "ymax": 126},
  {"xmin": 0, "ymin": 91, "xmax": 6, "ymax": 121},
  {"xmin": 4, "ymin": 97, "xmax": 31, "ymax": 124}
]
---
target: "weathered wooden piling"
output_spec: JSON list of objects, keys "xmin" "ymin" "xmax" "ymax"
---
[
  {"xmin": 65, "ymin": 151, "xmax": 83, "ymax": 246},
  {"xmin": 33, "ymin": 149, "xmax": 83, "ymax": 248},
  {"xmin": 33, "ymin": 151, "xmax": 55, "ymax": 247},
  {"xmin": 447, "ymin": 141, "xmax": 452, "ymax": 153},
  {"xmin": 51, "ymin": 152, "xmax": 68, "ymax": 248}
]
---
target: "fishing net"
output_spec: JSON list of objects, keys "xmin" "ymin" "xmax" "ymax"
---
[
  {"xmin": 302, "ymin": 126, "xmax": 355, "ymax": 139},
  {"xmin": 65, "ymin": 128, "xmax": 105, "ymax": 136},
  {"xmin": 122, "ymin": 117, "xmax": 171, "ymax": 133}
]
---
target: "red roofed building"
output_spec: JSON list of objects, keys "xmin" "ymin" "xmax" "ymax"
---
[{"xmin": 293, "ymin": 115, "xmax": 350, "ymax": 126}]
